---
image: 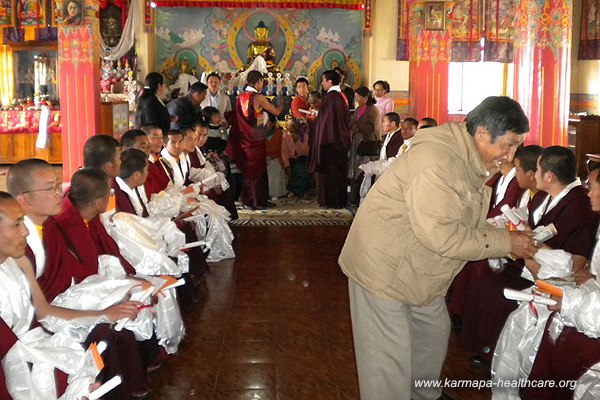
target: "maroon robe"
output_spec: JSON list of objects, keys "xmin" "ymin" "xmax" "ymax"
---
[
  {"xmin": 523, "ymin": 318, "xmax": 600, "ymax": 399},
  {"xmin": 113, "ymin": 179, "xmax": 149, "ymax": 218},
  {"xmin": 308, "ymin": 90, "xmax": 351, "ymax": 208},
  {"xmin": 226, "ymin": 91, "xmax": 269, "ymax": 208},
  {"xmin": 34, "ymin": 217, "xmax": 95, "ymax": 302},
  {"xmin": 26, "ymin": 216, "xmax": 147, "ymax": 398},
  {"xmin": 382, "ymin": 130, "xmax": 404, "ymax": 159},
  {"xmin": 448, "ymin": 173, "xmax": 525, "ymax": 317},
  {"xmin": 461, "ymin": 186, "xmax": 599, "ymax": 359},
  {"xmin": 145, "ymin": 155, "xmax": 170, "ymax": 196},
  {"xmin": 54, "ymin": 197, "xmax": 136, "ymax": 276},
  {"xmin": 0, "ymin": 319, "xmax": 18, "ymax": 399}
]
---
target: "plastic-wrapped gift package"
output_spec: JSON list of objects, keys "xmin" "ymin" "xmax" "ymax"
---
[
  {"xmin": 358, "ymin": 158, "xmax": 394, "ymax": 202},
  {"xmin": 2, "ymin": 328, "xmax": 99, "ymax": 400},
  {"xmin": 561, "ymin": 279, "xmax": 600, "ymax": 339},
  {"xmin": 139, "ymin": 275, "xmax": 185, "ymax": 354},
  {"xmin": 491, "ymin": 290, "xmax": 551, "ymax": 400},
  {"xmin": 574, "ymin": 362, "xmax": 600, "ymax": 400},
  {"xmin": 187, "ymin": 196, "xmax": 235, "ymax": 262},
  {"xmin": 41, "ymin": 275, "xmax": 147, "ymax": 341},
  {"xmin": 102, "ymin": 212, "xmax": 188, "ymax": 276}
]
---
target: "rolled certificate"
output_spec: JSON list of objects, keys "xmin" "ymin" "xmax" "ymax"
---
[
  {"xmin": 533, "ymin": 223, "xmax": 557, "ymax": 243},
  {"xmin": 503, "ymin": 288, "xmax": 557, "ymax": 306},
  {"xmin": 89, "ymin": 375, "xmax": 122, "ymax": 400}
]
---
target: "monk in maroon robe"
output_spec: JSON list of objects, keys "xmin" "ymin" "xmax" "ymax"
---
[
  {"xmin": 226, "ymin": 70, "xmax": 283, "ymax": 209},
  {"xmin": 308, "ymin": 70, "xmax": 351, "ymax": 209},
  {"xmin": 6, "ymin": 159, "xmax": 148, "ymax": 399},
  {"xmin": 448, "ymin": 165, "xmax": 525, "ymax": 317},
  {"xmin": 461, "ymin": 148, "xmax": 599, "ymax": 367}
]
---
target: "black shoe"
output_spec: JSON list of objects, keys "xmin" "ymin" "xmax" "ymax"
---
[
  {"xmin": 470, "ymin": 355, "xmax": 490, "ymax": 370},
  {"xmin": 266, "ymin": 201, "xmax": 276, "ymax": 208}
]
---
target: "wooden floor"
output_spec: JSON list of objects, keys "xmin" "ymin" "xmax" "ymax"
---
[{"xmin": 148, "ymin": 225, "xmax": 492, "ymax": 400}]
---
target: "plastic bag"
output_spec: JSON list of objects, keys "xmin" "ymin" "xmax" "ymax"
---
[
  {"xmin": 560, "ymin": 279, "xmax": 600, "ymax": 339},
  {"xmin": 534, "ymin": 248, "xmax": 573, "ymax": 280},
  {"xmin": 188, "ymin": 196, "xmax": 235, "ymax": 262},
  {"xmin": 358, "ymin": 158, "xmax": 394, "ymax": 202},
  {"xmin": 41, "ymin": 275, "xmax": 137, "ymax": 342},
  {"xmin": 491, "ymin": 289, "xmax": 551, "ymax": 400},
  {"xmin": 574, "ymin": 362, "xmax": 600, "ymax": 400},
  {"xmin": 154, "ymin": 288, "xmax": 184, "ymax": 354},
  {"xmin": 2, "ymin": 328, "xmax": 90, "ymax": 400},
  {"xmin": 103, "ymin": 212, "xmax": 187, "ymax": 276}
]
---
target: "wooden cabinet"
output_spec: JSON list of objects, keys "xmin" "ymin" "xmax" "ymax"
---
[
  {"xmin": 100, "ymin": 101, "xmax": 129, "ymax": 139},
  {"xmin": 575, "ymin": 116, "xmax": 600, "ymax": 179}
]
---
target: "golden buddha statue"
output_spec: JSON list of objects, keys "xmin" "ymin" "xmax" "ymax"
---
[{"xmin": 242, "ymin": 21, "xmax": 279, "ymax": 73}]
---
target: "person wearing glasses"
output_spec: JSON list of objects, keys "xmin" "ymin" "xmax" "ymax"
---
[{"xmin": 6, "ymin": 158, "xmax": 149, "ymax": 399}]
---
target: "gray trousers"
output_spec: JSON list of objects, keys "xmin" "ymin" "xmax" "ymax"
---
[{"xmin": 348, "ymin": 279, "xmax": 451, "ymax": 400}]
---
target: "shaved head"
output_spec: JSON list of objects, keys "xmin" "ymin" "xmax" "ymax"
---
[{"xmin": 6, "ymin": 158, "xmax": 53, "ymax": 197}]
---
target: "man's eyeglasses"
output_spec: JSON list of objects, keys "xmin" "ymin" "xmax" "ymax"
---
[{"xmin": 22, "ymin": 183, "xmax": 63, "ymax": 195}]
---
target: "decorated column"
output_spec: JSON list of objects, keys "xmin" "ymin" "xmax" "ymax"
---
[
  {"xmin": 58, "ymin": 0, "xmax": 102, "ymax": 181},
  {"xmin": 408, "ymin": 1, "xmax": 452, "ymax": 123},
  {"xmin": 513, "ymin": 0, "xmax": 572, "ymax": 146}
]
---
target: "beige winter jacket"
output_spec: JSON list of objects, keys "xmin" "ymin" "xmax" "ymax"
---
[{"xmin": 339, "ymin": 122, "xmax": 512, "ymax": 306}]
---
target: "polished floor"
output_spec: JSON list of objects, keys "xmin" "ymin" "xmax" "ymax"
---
[{"xmin": 148, "ymin": 225, "xmax": 491, "ymax": 400}]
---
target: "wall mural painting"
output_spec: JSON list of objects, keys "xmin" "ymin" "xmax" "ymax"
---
[
  {"xmin": 485, "ymin": 0, "xmax": 516, "ymax": 62},
  {"xmin": 449, "ymin": 0, "xmax": 481, "ymax": 61},
  {"xmin": 580, "ymin": 0, "xmax": 600, "ymax": 60},
  {"xmin": 155, "ymin": 7, "xmax": 364, "ymax": 92}
]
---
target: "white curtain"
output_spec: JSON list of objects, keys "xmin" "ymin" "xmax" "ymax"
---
[{"xmin": 99, "ymin": 0, "xmax": 140, "ymax": 60}]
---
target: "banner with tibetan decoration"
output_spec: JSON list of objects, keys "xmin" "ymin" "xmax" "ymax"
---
[
  {"xmin": 579, "ymin": 0, "xmax": 600, "ymax": 60},
  {"xmin": 408, "ymin": 1, "xmax": 451, "ymax": 123},
  {"xmin": 484, "ymin": 0, "xmax": 516, "ymax": 62},
  {"xmin": 396, "ymin": 0, "xmax": 408, "ymax": 60},
  {"xmin": 153, "ymin": 0, "xmax": 365, "ymax": 8},
  {"xmin": 449, "ymin": 0, "xmax": 482, "ymax": 61},
  {"xmin": 513, "ymin": 0, "xmax": 571, "ymax": 147},
  {"xmin": 0, "ymin": 0, "xmax": 15, "ymax": 27}
]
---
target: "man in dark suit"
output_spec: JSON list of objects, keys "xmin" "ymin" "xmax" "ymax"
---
[{"xmin": 167, "ymin": 81, "xmax": 207, "ymax": 130}]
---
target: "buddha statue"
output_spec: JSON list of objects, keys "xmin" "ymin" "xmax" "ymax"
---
[{"xmin": 242, "ymin": 21, "xmax": 279, "ymax": 73}]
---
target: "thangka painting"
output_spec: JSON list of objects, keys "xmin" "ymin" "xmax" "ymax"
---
[
  {"xmin": 580, "ymin": 0, "xmax": 600, "ymax": 60},
  {"xmin": 18, "ymin": 0, "xmax": 46, "ymax": 26},
  {"xmin": 484, "ymin": 0, "xmax": 516, "ymax": 62},
  {"xmin": 449, "ymin": 0, "xmax": 481, "ymax": 61},
  {"xmin": 155, "ymin": 7, "xmax": 363, "ymax": 91},
  {"xmin": 0, "ymin": 0, "xmax": 15, "ymax": 27}
]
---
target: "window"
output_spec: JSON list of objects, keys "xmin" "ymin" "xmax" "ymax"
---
[{"xmin": 448, "ymin": 62, "xmax": 513, "ymax": 113}]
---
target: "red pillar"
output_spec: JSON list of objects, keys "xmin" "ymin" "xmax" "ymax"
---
[
  {"xmin": 513, "ymin": 0, "xmax": 571, "ymax": 147},
  {"xmin": 408, "ymin": 1, "xmax": 451, "ymax": 123},
  {"xmin": 57, "ymin": 0, "xmax": 101, "ymax": 181}
]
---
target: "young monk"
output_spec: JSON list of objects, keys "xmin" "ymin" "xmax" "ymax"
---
[{"xmin": 6, "ymin": 159, "xmax": 149, "ymax": 399}]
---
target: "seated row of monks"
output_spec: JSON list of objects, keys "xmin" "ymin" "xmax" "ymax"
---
[
  {"xmin": 0, "ymin": 125, "xmax": 234, "ymax": 398},
  {"xmin": 448, "ymin": 144, "xmax": 600, "ymax": 399}
]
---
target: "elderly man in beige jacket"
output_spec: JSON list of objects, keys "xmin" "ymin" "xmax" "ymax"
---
[{"xmin": 339, "ymin": 96, "xmax": 538, "ymax": 400}]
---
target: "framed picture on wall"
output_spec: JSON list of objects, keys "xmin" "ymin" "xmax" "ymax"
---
[
  {"xmin": 425, "ymin": 2, "xmax": 445, "ymax": 31},
  {"xmin": 61, "ymin": 0, "xmax": 82, "ymax": 25}
]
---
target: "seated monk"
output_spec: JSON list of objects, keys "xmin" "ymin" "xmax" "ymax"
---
[
  {"xmin": 6, "ymin": 158, "xmax": 149, "ymax": 399},
  {"xmin": 184, "ymin": 123, "xmax": 238, "ymax": 220},
  {"xmin": 461, "ymin": 146, "xmax": 599, "ymax": 370},
  {"xmin": 139, "ymin": 124, "xmax": 171, "ymax": 196},
  {"xmin": 114, "ymin": 148, "xmax": 151, "ymax": 217}
]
